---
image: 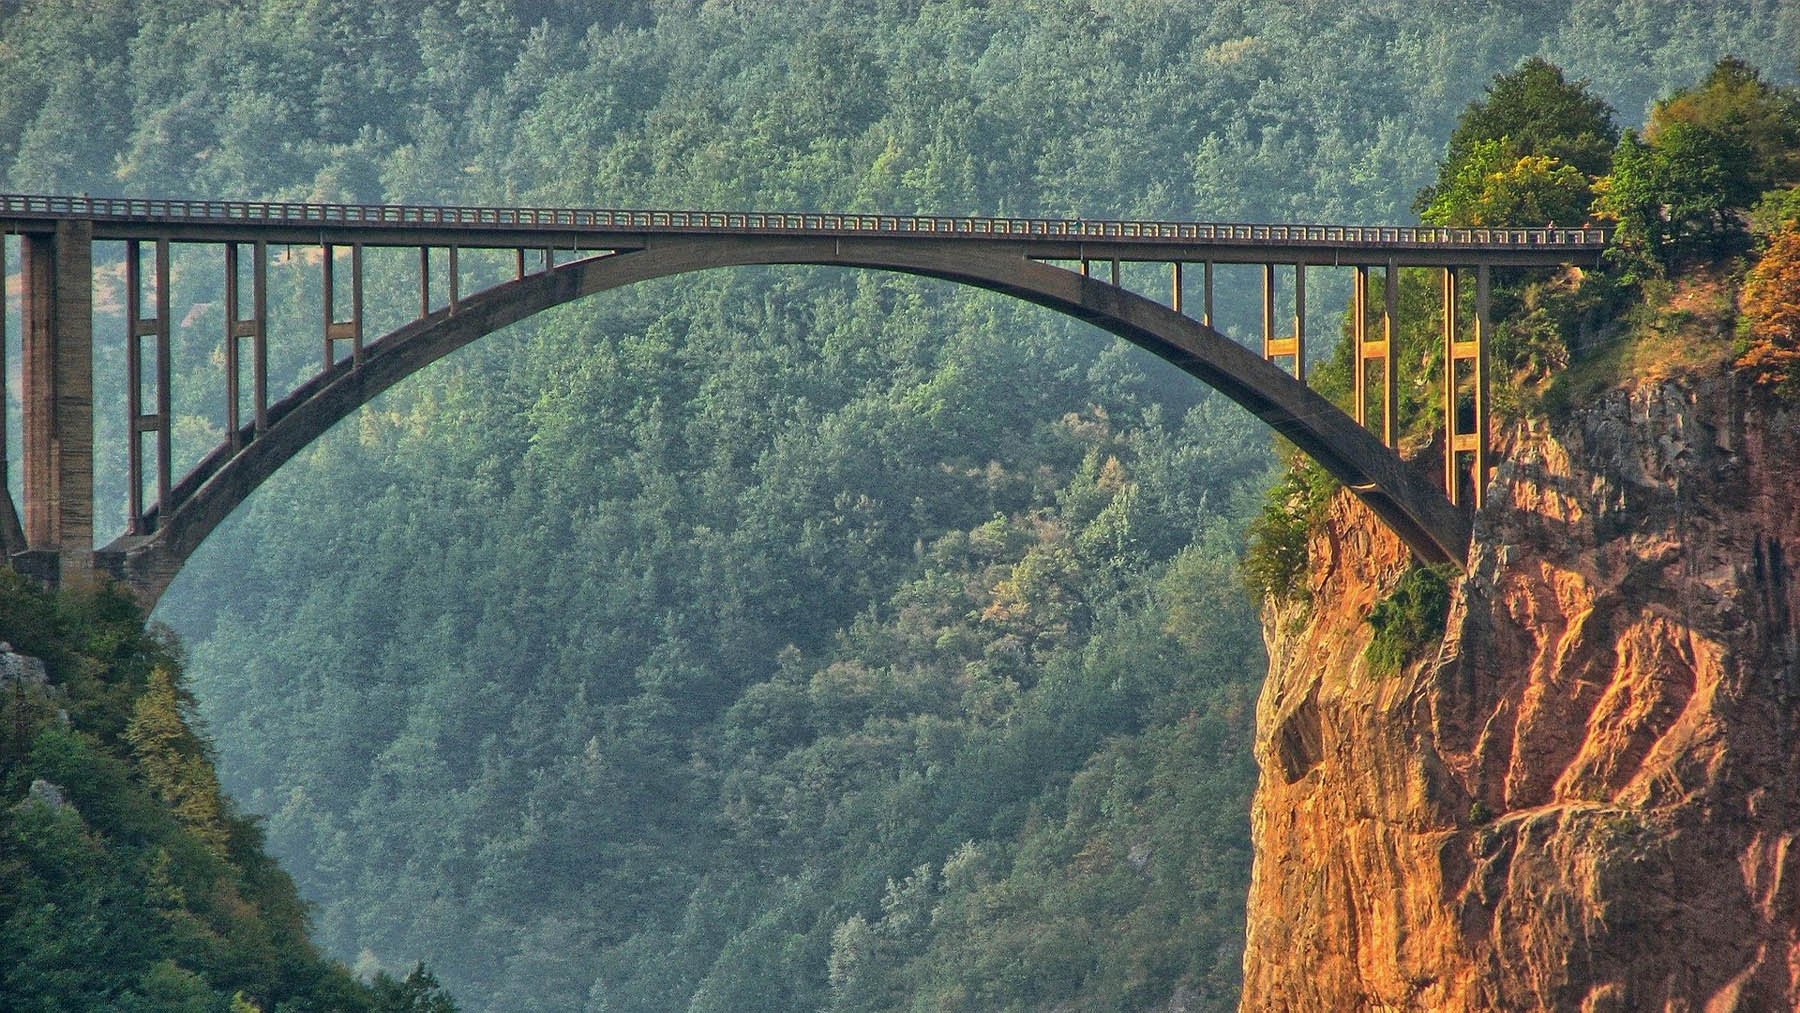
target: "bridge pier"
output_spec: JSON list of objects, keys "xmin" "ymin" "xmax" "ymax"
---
[{"xmin": 19, "ymin": 220, "xmax": 94, "ymax": 585}]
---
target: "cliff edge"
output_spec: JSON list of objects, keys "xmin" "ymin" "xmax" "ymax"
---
[{"xmin": 1242, "ymin": 369, "xmax": 1800, "ymax": 1010}]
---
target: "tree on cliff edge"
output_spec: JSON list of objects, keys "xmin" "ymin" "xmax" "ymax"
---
[
  {"xmin": 1741, "ymin": 225, "xmax": 1800, "ymax": 387},
  {"xmin": 1416, "ymin": 57, "xmax": 1618, "ymax": 226}
]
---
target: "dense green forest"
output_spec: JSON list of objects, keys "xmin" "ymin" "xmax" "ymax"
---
[{"xmin": 2, "ymin": 1, "xmax": 1797, "ymax": 1010}]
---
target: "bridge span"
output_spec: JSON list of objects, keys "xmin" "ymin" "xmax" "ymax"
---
[{"xmin": 0, "ymin": 194, "xmax": 1608, "ymax": 606}]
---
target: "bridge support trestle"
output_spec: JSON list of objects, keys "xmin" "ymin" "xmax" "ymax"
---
[
  {"xmin": 1352, "ymin": 263, "xmax": 1399, "ymax": 448},
  {"xmin": 1442, "ymin": 265, "xmax": 1491, "ymax": 507},
  {"xmin": 323, "ymin": 242, "xmax": 365, "ymax": 369},
  {"xmin": 1262, "ymin": 263, "xmax": 1305, "ymax": 383},
  {"xmin": 126, "ymin": 238, "xmax": 173, "ymax": 533},
  {"xmin": 224, "ymin": 241, "xmax": 270, "ymax": 453}
]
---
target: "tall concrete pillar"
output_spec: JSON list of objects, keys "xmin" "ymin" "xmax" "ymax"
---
[{"xmin": 20, "ymin": 219, "xmax": 94, "ymax": 583}]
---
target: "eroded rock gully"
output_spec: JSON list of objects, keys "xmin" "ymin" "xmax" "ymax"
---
[{"xmin": 1241, "ymin": 373, "xmax": 1800, "ymax": 1011}]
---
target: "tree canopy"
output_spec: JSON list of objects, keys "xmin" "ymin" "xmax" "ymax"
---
[
  {"xmin": 1445, "ymin": 57, "xmax": 1620, "ymax": 177},
  {"xmin": 1593, "ymin": 58, "xmax": 1800, "ymax": 269},
  {"xmin": 1648, "ymin": 56, "xmax": 1800, "ymax": 193},
  {"xmin": 1416, "ymin": 56, "xmax": 1619, "ymax": 225}
]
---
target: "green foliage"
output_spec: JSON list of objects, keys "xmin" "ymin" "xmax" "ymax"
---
[
  {"xmin": 1160, "ymin": 530, "xmax": 1260, "ymax": 666},
  {"xmin": 1648, "ymin": 57, "xmax": 1800, "ymax": 194},
  {"xmin": 1416, "ymin": 57, "xmax": 1617, "ymax": 219},
  {"xmin": 1447, "ymin": 57, "xmax": 1620, "ymax": 177},
  {"xmin": 1364, "ymin": 566, "xmax": 1456, "ymax": 677},
  {"xmin": 0, "ymin": 577, "xmax": 449, "ymax": 1012},
  {"xmin": 126, "ymin": 666, "xmax": 230, "ymax": 851},
  {"xmin": 1421, "ymin": 140, "xmax": 1594, "ymax": 227},
  {"xmin": 1243, "ymin": 457, "xmax": 1337, "ymax": 605},
  {"xmin": 370, "ymin": 964, "xmax": 460, "ymax": 1013},
  {"xmin": 1595, "ymin": 59, "xmax": 1800, "ymax": 272},
  {"xmin": 1591, "ymin": 129, "xmax": 1672, "ymax": 275},
  {"xmin": 1751, "ymin": 185, "xmax": 1800, "ymax": 235}
]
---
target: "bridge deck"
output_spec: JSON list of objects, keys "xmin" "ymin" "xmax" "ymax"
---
[{"xmin": 0, "ymin": 194, "xmax": 1608, "ymax": 267}]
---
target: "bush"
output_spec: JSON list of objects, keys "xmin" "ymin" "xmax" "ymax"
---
[
  {"xmin": 1751, "ymin": 185, "xmax": 1800, "ymax": 236},
  {"xmin": 1739, "ymin": 224, "xmax": 1800, "ymax": 390},
  {"xmin": 1242, "ymin": 457, "xmax": 1338, "ymax": 605},
  {"xmin": 1364, "ymin": 565, "xmax": 1455, "ymax": 676}
]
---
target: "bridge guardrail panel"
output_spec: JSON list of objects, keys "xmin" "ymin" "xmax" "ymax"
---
[{"xmin": 0, "ymin": 192, "xmax": 1611, "ymax": 252}]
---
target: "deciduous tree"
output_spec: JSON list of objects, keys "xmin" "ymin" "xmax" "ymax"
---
[
  {"xmin": 1416, "ymin": 57, "xmax": 1618, "ymax": 220},
  {"xmin": 1741, "ymin": 225, "xmax": 1800, "ymax": 386}
]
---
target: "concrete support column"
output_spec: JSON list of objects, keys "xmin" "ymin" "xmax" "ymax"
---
[
  {"xmin": 0, "ymin": 240, "xmax": 24, "ymax": 557},
  {"xmin": 20, "ymin": 220, "xmax": 94, "ymax": 582}
]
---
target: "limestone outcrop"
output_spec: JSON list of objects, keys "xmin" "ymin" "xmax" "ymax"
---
[{"xmin": 1242, "ymin": 372, "xmax": 1800, "ymax": 1010}]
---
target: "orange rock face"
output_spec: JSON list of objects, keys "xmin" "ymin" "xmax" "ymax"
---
[{"xmin": 1242, "ymin": 375, "xmax": 1800, "ymax": 1011}]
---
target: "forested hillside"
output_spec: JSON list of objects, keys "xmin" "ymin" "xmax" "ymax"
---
[
  {"xmin": 0, "ymin": 574, "xmax": 457, "ymax": 1011},
  {"xmin": 2, "ymin": 2, "xmax": 1795, "ymax": 1010}
]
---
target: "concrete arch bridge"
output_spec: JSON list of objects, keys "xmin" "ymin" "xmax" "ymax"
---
[{"xmin": 0, "ymin": 195, "xmax": 1606, "ymax": 607}]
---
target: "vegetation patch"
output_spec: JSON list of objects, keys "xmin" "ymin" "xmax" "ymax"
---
[
  {"xmin": 1740, "ymin": 223, "xmax": 1800, "ymax": 392},
  {"xmin": 1243, "ymin": 456, "xmax": 1339, "ymax": 606},
  {"xmin": 1543, "ymin": 268, "xmax": 1742, "ymax": 414},
  {"xmin": 1364, "ymin": 565, "xmax": 1457, "ymax": 677},
  {"xmin": 0, "ymin": 571, "xmax": 456, "ymax": 1012}
]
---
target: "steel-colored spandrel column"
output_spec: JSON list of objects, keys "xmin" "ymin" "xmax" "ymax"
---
[
  {"xmin": 1473, "ymin": 263, "xmax": 1491, "ymax": 508},
  {"xmin": 350, "ymin": 243, "xmax": 364, "ymax": 365},
  {"xmin": 224, "ymin": 244, "xmax": 242, "ymax": 449},
  {"xmin": 124, "ymin": 239, "xmax": 170, "ymax": 533},
  {"xmin": 322, "ymin": 243, "xmax": 336, "ymax": 370},
  {"xmin": 225, "ymin": 242, "xmax": 270, "ymax": 447},
  {"xmin": 1293, "ymin": 263, "xmax": 1306, "ymax": 385},
  {"xmin": 1110, "ymin": 258, "xmax": 1120, "ymax": 286},
  {"xmin": 1171, "ymin": 262, "xmax": 1183, "ymax": 314},
  {"xmin": 153, "ymin": 240, "xmax": 172, "ymax": 519},
  {"xmin": 252, "ymin": 241, "xmax": 268, "ymax": 433},
  {"xmin": 323, "ymin": 243, "xmax": 365, "ymax": 369},
  {"xmin": 1202, "ymin": 261, "xmax": 1214, "ymax": 328},
  {"xmin": 1261, "ymin": 263, "xmax": 1302, "ymax": 378},
  {"xmin": 1440, "ymin": 264, "xmax": 1488, "ymax": 507},
  {"xmin": 1443, "ymin": 267, "xmax": 1459, "ymax": 502},
  {"xmin": 419, "ymin": 247, "xmax": 431, "ymax": 318},
  {"xmin": 448, "ymin": 246, "xmax": 460, "ymax": 313},
  {"xmin": 1261, "ymin": 263, "xmax": 1274, "ymax": 356},
  {"xmin": 125, "ymin": 241, "xmax": 145, "ymax": 530},
  {"xmin": 1354, "ymin": 261, "xmax": 1399, "ymax": 444},
  {"xmin": 1382, "ymin": 261, "xmax": 1398, "ymax": 448},
  {"xmin": 1353, "ymin": 265, "xmax": 1368, "ymax": 427}
]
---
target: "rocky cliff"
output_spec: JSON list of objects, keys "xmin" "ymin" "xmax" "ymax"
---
[{"xmin": 1241, "ymin": 370, "xmax": 1800, "ymax": 1010}]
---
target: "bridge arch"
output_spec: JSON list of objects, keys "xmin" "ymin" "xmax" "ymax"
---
[{"xmin": 99, "ymin": 235, "xmax": 1469, "ymax": 605}]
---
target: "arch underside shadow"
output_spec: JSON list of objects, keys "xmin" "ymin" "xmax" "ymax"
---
[{"xmin": 99, "ymin": 235, "xmax": 1471, "ymax": 606}]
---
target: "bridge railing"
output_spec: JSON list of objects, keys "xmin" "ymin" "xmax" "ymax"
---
[{"xmin": 0, "ymin": 193, "xmax": 1610, "ymax": 248}]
